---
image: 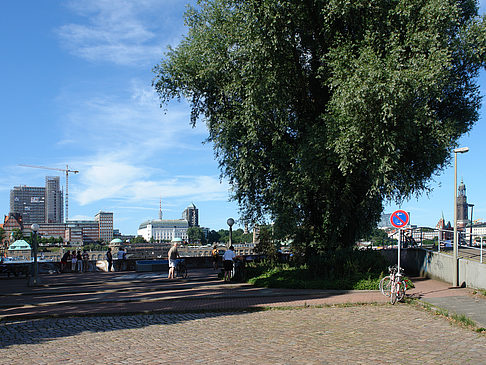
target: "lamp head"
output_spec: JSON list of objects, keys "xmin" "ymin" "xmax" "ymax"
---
[
  {"xmin": 31, "ymin": 224, "xmax": 39, "ymax": 232},
  {"xmin": 227, "ymin": 218, "xmax": 235, "ymax": 227},
  {"xmin": 454, "ymin": 147, "xmax": 469, "ymax": 154}
]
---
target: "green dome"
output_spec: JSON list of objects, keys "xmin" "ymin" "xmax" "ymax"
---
[
  {"xmin": 110, "ymin": 238, "xmax": 123, "ymax": 244},
  {"xmin": 8, "ymin": 240, "xmax": 31, "ymax": 251},
  {"xmin": 171, "ymin": 237, "xmax": 183, "ymax": 243}
]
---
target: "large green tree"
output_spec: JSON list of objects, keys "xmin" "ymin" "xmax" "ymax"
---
[{"xmin": 154, "ymin": 0, "xmax": 485, "ymax": 252}]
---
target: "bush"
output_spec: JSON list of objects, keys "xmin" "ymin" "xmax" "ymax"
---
[{"xmin": 246, "ymin": 248, "xmax": 388, "ymax": 290}]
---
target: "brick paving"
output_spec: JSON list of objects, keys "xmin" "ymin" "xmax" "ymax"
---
[
  {"xmin": 1, "ymin": 306, "xmax": 485, "ymax": 364},
  {"xmin": 1, "ymin": 269, "xmax": 485, "ymax": 363}
]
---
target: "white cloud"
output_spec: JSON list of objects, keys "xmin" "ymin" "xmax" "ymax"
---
[
  {"xmin": 72, "ymin": 154, "xmax": 228, "ymax": 206},
  {"xmin": 57, "ymin": 0, "xmax": 186, "ymax": 66},
  {"xmin": 51, "ymin": 0, "xmax": 232, "ymax": 223},
  {"xmin": 60, "ymin": 82, "xmax": 205, "ymax": 157},
  {"xmin": 70, "ymin": 214, "xmax": 94, "ymax": 221}
]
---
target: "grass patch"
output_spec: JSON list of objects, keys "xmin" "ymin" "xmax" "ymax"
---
[
  {"xmin": 413, "ymin": 301, "xmax": 483, "ymax": 333},
  {"xmin": 451, "ymin": 313, "xmax": 476, "ymax": 327},
  {"xmin": 243, "ymin": 248, "xmax": 417, "ymax": 291},
  {"xmin": 246, "ymin": 264, "xmax": 383, "ymax": 290}
]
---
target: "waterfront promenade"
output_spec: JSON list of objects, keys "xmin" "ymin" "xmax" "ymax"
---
[{"xmin": 1, "ymin": 269, "xmax": 485, "ymax": 364}]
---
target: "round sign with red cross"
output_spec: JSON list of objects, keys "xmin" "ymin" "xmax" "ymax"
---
[{"xmin": 390, "ymin": 210, "xmax": 410, "ymax": 228}]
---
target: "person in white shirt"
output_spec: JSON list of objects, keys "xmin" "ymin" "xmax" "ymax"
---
[
  {"xmin": 222, "ymin": 246, "xmax": 236, "ymax": 282},
  {"xmin": 116, "ymin": 247, "xmax": 126, "ymax": 271}
]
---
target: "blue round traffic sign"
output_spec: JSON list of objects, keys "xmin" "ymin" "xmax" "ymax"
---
[{"xmin": 390, "ymin": 210, "xmax": 409, "ymax": 228}]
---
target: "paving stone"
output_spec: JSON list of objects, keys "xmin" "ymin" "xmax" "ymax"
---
[{"xmin": 1, "ymin": 306, "xmax": 485, "ymax": 364}]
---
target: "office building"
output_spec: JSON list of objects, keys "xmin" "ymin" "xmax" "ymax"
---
[
  {"xmin": 45, "ymin": 176, "xmax": 63, "ymax": 223},
  {"xmin": 182, "ymin": 203, "xmax": 199, "ymax": 227},
  {"xmin": 10, "ymin": 177, "xmax": 64, "ymax": 224},
  {"xmin": 10, "ymin": 186, "xmax": 46, "ymax": 224},
  {"xmin": 95, "ymin": 211, "xmax": 114, "ymax": 243},
  {"xmin": 138, "ymin": 203, "xmax": 192, "ymax": 242}
]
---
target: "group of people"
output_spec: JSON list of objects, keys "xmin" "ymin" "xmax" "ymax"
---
[
  {"xmin": 60, "ymin": 250, "xmax": 90, "ymax": 273},
  {"xmin": 105, "ymin": 247, "xmax": 126, "ymax": 272},
  {"xmin": 212, "ymin": 244, "xmax": 237, "ymax": 282}
]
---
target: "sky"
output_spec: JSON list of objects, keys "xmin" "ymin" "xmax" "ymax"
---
[{"xmin": 1, "ymin": 0, "xmax": 486, "ymax": 235}]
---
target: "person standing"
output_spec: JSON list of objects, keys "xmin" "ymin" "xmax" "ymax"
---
[
  {"xmin": 76, "ymin": 250, "xmax": 83, "ymax": 272},
  {"xmin": 82, "ymin": 250, "xmax": 90, "ymax": 272},
  {"xmin": 60, "ymin": 251, "xmax": 70, "ymax": 273},
  {"xmin": 71, "ymin": 250, "xmax": 78, "ymax": 272},
  {"xmin": 106, "ymin": 247, "xmax": 113, "ymax": 272},
  {"xmin": 116, "ymin": 247, "xmax": 126, "ymax": 271},
  {"xmin": 167, "ymin": 242, "xmax": 180, "ymax": 279},
  {"xmin": 223, "ymin": 246, "xmax": 236, "ymax": 282}
]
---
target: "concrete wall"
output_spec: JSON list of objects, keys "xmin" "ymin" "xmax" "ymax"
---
[
  {"xmin": 380, "ymin": 248, "xmax": 486, "ymax": 290},
  {"xmin": 459, "ymin": 257, "xmax": 486, "ymax": 290}
]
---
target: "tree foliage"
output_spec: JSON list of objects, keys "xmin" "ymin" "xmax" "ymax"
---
[
  {"xmin": 12, "ymin": 228, "xmax": 24, "ymax": 242},
  {"xmin": 207, "ymin": 229, "xmax": 221, "ymax": 244},
  {"xmin": 365, "ymin": 228, "xmax": 397, "ymax": 247},
  {"xmin": 154, "ymin": 0, "xmax": 486, "ymax": 251},
  {"xmin": 187, "ymin": 226, "xmax": 204, "ymax": 243},
  {"xmin": 254, "ymin": 225, "xmax": 279, "ymax": 260},
  {"xmin": 0, "ymin": 227, "xmax": 5, "ymax": 243},
  {"xmin": 217, "ymin": 228, "xmax": 253, "ymax": 244},
  {"xmin": 131, "ymin": 236, "xmax": 147, "ymax": 244}
]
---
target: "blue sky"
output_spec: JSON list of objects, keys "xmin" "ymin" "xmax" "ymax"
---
[{"xmin": 1, "ymin": 1, "xmax": 485, "ymax": 235}]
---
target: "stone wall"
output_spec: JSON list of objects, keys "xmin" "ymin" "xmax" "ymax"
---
[{"xmin": 380, "ymin": 248, "xmax": 486, "ymax": 290}]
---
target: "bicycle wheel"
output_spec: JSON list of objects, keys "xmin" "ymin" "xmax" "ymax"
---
[
  {"xmin": 397, "ymin": 280, "xmax": 406, "ymax": 302},
  {"xmin": 379, "ymin": 276, "xmax": 392, "ymax": 297},
  {"xmin": 179, "ymin": 266, "xmax": 187, "ymax": 279}
]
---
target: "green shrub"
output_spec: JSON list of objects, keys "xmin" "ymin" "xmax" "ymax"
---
[{"xmin": 244, "ymin": 247, "xmax": 393, "ymax": 290}]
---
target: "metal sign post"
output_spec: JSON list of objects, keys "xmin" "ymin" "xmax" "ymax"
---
[
  {"xmin": 481, "ymin": 237, "xmax": 483, "ymax": 264},
  {"xmin": 398, "ymin": 229, "xmax": 401, "ymax": 269},
  {"xmin": 390, "ymin": 210, "xmax": 410, "ymax": 271}
]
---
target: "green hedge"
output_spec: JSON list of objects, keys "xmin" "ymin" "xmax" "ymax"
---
[{"xmin": 246, "ymin": 248, "xmax": 389, "ymax": 290}]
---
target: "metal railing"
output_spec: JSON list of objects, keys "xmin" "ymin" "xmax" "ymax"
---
[{"xmin": 386, "ymin": 227, "xmax": 484, "ymax": 264}]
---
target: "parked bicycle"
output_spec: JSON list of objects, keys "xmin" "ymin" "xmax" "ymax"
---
[
  {"xmin": 176, "ymin": 259, "xmax": 188, "ymax": 279},
  {"xmin": 379, "ymin": 265, "xmax": 407, "ymax": 304}
]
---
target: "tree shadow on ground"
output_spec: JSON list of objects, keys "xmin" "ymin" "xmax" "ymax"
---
[{"xmin": 0, "ymin": 269, "xmax": 385, "ymax": 348}]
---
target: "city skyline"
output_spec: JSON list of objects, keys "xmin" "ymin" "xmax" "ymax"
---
[{"xmin": 2, "ymin": 1, "xmax": 486, "ymax": 235}]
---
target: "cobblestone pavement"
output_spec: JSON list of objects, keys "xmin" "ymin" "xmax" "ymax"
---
[{"xmin": 1, "ymin": 305, "xmax": 485, "ymax": 364}]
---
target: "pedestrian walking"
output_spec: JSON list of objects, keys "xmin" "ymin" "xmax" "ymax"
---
[
  {"xmin": 223, "ymin": 245, "xmax": 236, "ymax": 282},
  {"xmin": 211, "ymin": 244, "xmax": 219, "ymax": 270},
  {"xmin": 168, "ymin": 242, "xmax": 180, "ymax": 279},
  {"xmin": 106, "ymin": 247, "xmax": 113, "ymax": 272}
]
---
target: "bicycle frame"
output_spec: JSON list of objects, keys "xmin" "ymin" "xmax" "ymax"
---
[{"xmin": 380, "ymin": 265, "xmax": 407, "ymax": 304}]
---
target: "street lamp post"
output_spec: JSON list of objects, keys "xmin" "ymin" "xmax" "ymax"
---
[
  {"xmin": 227, "ymin": 218, "xmax": 235, "ymax": 247},
  {"xmin": 28, "ymin": 223, "xmax": 41, "ymax": 287},
  {"xmin": 469, "ymin": 204, "xmax": 474, "ymax": 247},
  {"xmin": 453, "ymin": 147, "xmax": 469, "ymax": 287}
]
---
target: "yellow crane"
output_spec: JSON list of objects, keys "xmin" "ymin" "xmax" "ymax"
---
[{"xmin": 19, "ymin": 164, "xmax": 79, "ymax": 222}]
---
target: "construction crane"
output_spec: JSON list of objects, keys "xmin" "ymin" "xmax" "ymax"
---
[{"xmin": 19, "ymin": 164, "xmax": 79, "ymax": 222}]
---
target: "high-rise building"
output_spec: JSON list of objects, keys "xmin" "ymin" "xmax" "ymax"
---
[
  {"xmin": 182, "ymin": 203, "xmax": 199, "ymax": 227},
  {"xmin": 95, "ymin": 211, "xmax": 114, "ymax": 243},
  {"xmin": 10, "ymin": 186, "xmax": 46, "ymax": 224},
  {"xmin": 10, "ymin": 177, "xmax": 64, "ymax": 225},
  {"xmin": 45, "ymin": 176, "xmax": 63, "ymax": 223}
]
